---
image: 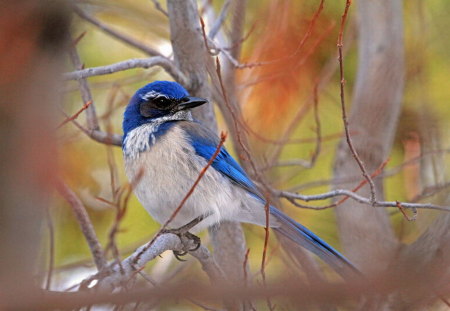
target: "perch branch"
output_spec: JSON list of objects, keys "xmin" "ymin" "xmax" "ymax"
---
[{"xmin": 96, "ymin": 233, "xmax": 224, "ymax": 290}]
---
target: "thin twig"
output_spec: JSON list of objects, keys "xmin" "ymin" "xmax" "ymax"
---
[
  {"xmin": 309, "ymin": 84, "xmax": 322, "ymax": 167},
  {"xmin": 210, "ymin": 0, "xmax": 326, "ymax": 71},
  {"xmin": 261, "ymin": 199, "xmax": 275, "ymax": 311},
  {"xmin": 411, "ymin": 181, "xmax": 450, "ymax": 202},
  {"xmin": 57, "ymin": 100, "xmax": 92, "ymax": 129},
  {"xmin": 288, "ymin": 148, "xmax": 450, "ymax": 193},
  {"xmin": 45, "ymin": 207, "xmax": 55, "ymax": 290},
  {"xmin": 215, "ymin": 58, "xmax": 263, "ymax": 182},
  {"xmin": 276, "ymin": 188, "xmax": 450, "ymax": 212},
  {"xmin": 61, "ymin": 110, "xmax": 122, "ymax": 146},
  {"xmin": 396, "ymin": 201, "xmax": 417, "ymax": 222},
  {"xmin": 225, "ymin": 20, "xmax": 257, "ymax": 52},
  {"xmin": 335, "ymin": 158, "xmax": 389, "ymax": 206},
  {"xmin": 73, "ymin": 31, "xmax": 86, "ymax": 46},
  {"xmin": 261, "ymin": 200, "xmax": 270, "ymax": 279},
  {"xmin": 68, "ymin": 44, "xmax": 100, "ymax": 131},
  {"xmin": 151, "ymin": 0, "xmax": 169, "ymax": 17},
  {"xmin": 337, "ymin": 0, "xmax": 377, "ymax": 204},
  {"xmin": 243, "ymin": 248, "xmax": 250, "ymax": 285}
]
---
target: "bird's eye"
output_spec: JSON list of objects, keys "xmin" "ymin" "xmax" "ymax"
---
[{"xmin": 153, "ymin": 96, "xmax": 170, "ymax": 109}]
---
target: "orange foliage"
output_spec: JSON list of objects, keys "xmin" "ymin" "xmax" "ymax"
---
[{"xmin": 239, "ymin": 1, "xmax": 335, "ymax": 137}]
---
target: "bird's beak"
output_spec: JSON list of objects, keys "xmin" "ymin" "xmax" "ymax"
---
[{"xmin": 176, "ymin": 96, "xmax": 208, "ymax": 111}]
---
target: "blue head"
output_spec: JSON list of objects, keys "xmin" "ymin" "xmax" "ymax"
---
[{"xmin": 123, "ymin": 81, "xmax": 207, "ymax": 135}]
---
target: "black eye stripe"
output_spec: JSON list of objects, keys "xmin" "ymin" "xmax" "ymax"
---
[{"xmin": 151, "ymin": 95, "xmax": 171, "ymax": 108}]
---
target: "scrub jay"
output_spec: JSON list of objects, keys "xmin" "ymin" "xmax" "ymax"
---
[{"xmin": 122, "ymin": 81, "xmax": 357, "ymax": 277}]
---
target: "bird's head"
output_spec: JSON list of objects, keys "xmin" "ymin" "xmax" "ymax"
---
[{"xmin": 123, "ymin": 81, "xmax": 208, "ymax": 134}]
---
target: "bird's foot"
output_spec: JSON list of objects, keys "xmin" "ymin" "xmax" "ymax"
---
[
  {"xmin": 172, "ymin": 232, "xmax": 201, "ymax": 261},
  {"xmin": 161, "ymin": 224, "xmax": 202, "ymax": 261}
]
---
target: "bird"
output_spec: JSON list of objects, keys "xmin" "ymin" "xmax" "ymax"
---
[{"xmin": 122, "ymin": 80, "xmax": 358, "ymax": 277}]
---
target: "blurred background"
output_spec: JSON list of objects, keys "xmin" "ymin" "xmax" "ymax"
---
[{"xmin": 1, "ymin": 0, "xmax": 449, "ymax": 310}]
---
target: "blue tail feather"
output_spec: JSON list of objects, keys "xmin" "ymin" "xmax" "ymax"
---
[{"xmin": 270, "ymin": 207, "xmax": 359, "ymax": 278}]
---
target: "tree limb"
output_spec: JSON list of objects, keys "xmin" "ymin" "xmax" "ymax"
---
[{"xmin": 64, "ymin": 57, "xmax": 188, "ymax": 87}]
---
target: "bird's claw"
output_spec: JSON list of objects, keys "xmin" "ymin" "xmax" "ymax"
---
[
  {"xmin": 161, "ymin": 228, "xmax": 201, "ymax": 261},
  {"xmin": 173, "ymin": 250, "xmax": 188, "ymax": 261},
  {"xmin": 184, "ymin": 232, "xmax": 201, "ymax": 251}
]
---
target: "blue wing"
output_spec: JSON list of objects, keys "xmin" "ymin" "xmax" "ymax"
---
[
  {"xmin": 181, "ymin": 121, "xmax": 359, "ymax": 278},
  {"xmin": 182, "ymin": 122, "xmax": 261, "ymax": 198}
]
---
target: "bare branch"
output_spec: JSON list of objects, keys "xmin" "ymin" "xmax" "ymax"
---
[
  {"xmin": 333, "ymin": 0, "xmax": 405, "ymax": 273},
  {"xmin": 61, "ymin": 112, "xmax": 122, "ymax": 146},
  {"xmin": 57, "ymin": 100, "xmax": 92, "ymax": 129},
  {"xmin": 68, "ymin": 45, "xmax": 100, "ymax": 131},
  {"xmin": 275, "ymin": 189, "xmax": 449, "ymax": 212},
  {"xmin": 44, "ymin": 208, "xmax": 55, "ymax": 290},
  {"xmin": 151, "ymin": 0, "xmax": 169, "ymax": 17},
  {"xmin": 56, "ymin": 181, "xmax": 108, "ymax": 272},
  {"xmin": 337, "ymin": 0, "xmax": 377, "ymax": 204},
  {"xmin": 89, "ymin": 233, "xmax": 225, "ymax": 292},
  {"xmin": 74, "ymin": 6, "xmax": 165, "ymax": 57},
  {"xmin": 64, "ymin": 57, "xmax": 189, "ymax": 87},
  {"xmin": 208, "ymin": 0, "xmax": 231, "ymax": 39}
]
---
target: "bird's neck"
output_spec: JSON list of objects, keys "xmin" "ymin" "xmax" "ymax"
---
[{"xmin": 122, "ymin": 110, "xmax": 193, "ymax": 157}]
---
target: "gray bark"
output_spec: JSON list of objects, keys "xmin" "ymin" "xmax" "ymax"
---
[{"xmin": 333, "ymin": 0, "xmax": 404, "ymax": 273}]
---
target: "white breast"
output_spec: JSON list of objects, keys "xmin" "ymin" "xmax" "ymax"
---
[{"xmin": 123, "ymin": 123, "xmax": 265, "ymax": 232}]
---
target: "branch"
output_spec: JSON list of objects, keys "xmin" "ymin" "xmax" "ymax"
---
[
  {"xmin": 61, "ymin": 112, "xmax": 122, "ymax": 146},
  {"xmin": 275, "ymin": 189, "xmax": 450, "ymax": 212},
  {"xmin": 64, "ymin": 57, "xmax": 189, "ymax": 87},
  {"xmin": 208, "ymin": 0, "xmax": 231, "ymax": 40},
  {"xmin": 57, "ymin": 100, "xmax": 92, "ymax": 129},
  {"xmin": 151, "ymin": 0, "xmax": 169, "ymax": 17},
  {"xmin": 44, "ymin": 208, "xmax": 55, "ymax": 290},
  {"xmin": 11, "ymin": 268, "xmax": 449, "ymax": 310},
  {"xmin": 337, "ymin": 0, "xmax": 377, "ymax": 204},
  {"xmin": 74, "ymin": 6, "xmax": 165, "ymax": 57},
  {"xmin": 56, "ymin": 181, "xmax": 108, "ymax": 272},
  {"xmin": 84, "ymin": 233, "xmax": 225, "ymax": 292},
  {"xmin": 68, "ymin": 45, "xmax": 100, "ymax": 131}
]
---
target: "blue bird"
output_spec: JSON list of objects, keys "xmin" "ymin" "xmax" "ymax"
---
[{"xmin": 123, "ymin": 80, "xmax": 357, "ymax": 277}]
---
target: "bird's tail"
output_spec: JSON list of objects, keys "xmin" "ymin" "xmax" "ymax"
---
[{"xmin": 270, "ymin": 207, "xmax": 360, "ymax": 278}]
